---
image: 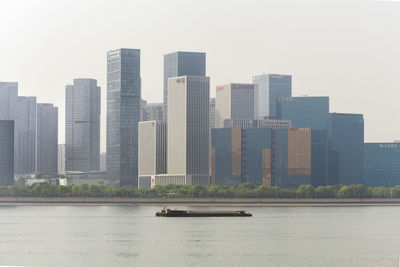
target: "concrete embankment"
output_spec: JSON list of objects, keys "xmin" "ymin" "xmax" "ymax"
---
[{"xmin": 1, "ymin": 197, "xmax": 400, "ymax": 206}]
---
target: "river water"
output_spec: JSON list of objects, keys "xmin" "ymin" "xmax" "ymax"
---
[{"xmin": 0, "ymin": 205, "xmax": 399, "ymax": 267}]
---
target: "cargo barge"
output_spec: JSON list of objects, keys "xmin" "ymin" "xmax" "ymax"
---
[{"xmin": 156, "ymin": 208, "xmax": 252, "ymax": 217}]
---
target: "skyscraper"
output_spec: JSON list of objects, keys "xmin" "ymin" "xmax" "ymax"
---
[
  {"xmin": 0, "ymin": 82, "xmax": 18, "ymax": 120},
  {"xmin": 277, "ymin": 96, "xmax": 329, "ymax": 186},
  {"xmin": 163, "ymin": 51, "xmax": 206, "ymax": 119},
  {"xmin": 58, "ymin": 144, "xmax": 65, "ymax": 174},
  {"xmin": 209, "ymin": 98, "xmax": 216, "ymax": 129},
  {"xmin": 107, "ymin": 49, "xmax": 141, "ymax": 186},
  {"xmin": 166, "ymin": 76, "xmax": 210, "ymax": 185},
  {"xmin": 138, "ymin": 121, "xmax": 167, "ymax": 188},
  {"xmin": 141, "ymin": 103, "xmax": 164, "ymax": 122},
  {"xmin": 15, "ymin": 96, "xmax": 36, "ymax": 174},
  {"xmin": 328, "ymin": 113, "xmax": 364, "ymax": 185},
  {"xmin": 0, "ymin": 120, "xmax": 14, "ymax": 186},
  {"xmin": 252, "ymin": 74, "xmax": 292, "ymax": 118},
  {"xmin": 215, "ymin": 83, "xmax": 258, "ymax": 127},
  {"xmin": 65, "ymin": 78, "xmax": 101, "ymax": 172},
  {"xmin": 36, "ymin": 103, "xmax": 58, "ymax": 174}
]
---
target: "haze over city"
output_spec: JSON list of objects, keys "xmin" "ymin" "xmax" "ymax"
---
[{"xmin": 1, "ymin": 0, "xmax": 399, "ymax": 152}]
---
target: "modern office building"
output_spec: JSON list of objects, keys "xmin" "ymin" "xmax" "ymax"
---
[
  {"xmin": 164, "ymin": 76, "xmax": 210, "ymax": 185},
  {"xmin": 141, "ymin": 103, "xmax": 164, "ymax": 122},
  {"xmin": 65, "ymin": 78, "xmax": 101, "ymax": 172},
  {"xmin": 363, "ymin": 143, "xmax": 400, "ymax": 187},
  {"xmin": 58, "ymin": 144, "xmax": 65, "ymax": 174},
  {"xmin": 215, "ymin": 83, "xmax": 258, "ymax": 127},
  {"xmin": 100, "ymin": 152, "xmax": 106, "ymax": 172},
  {"xmin": 15, "ymin": 96, "xmax": 37, "ymax": 174},
  {"xmin": 107, "ymin": 49, "xmax": 141, "ymax": 186},
  {"xmin": 209, "ymin": 98, "xmax": 216, "ymax": 129},
  {"xmin": 211, "ymin": 126, "xmax": 243, "ymax": 186},
  {"xmin": 36, "ymin": 103, "xmax": 58, "ymax": 174},
  {"xmin": 277, "ymin": 97, "xmax": 329, "ymax": 130},
  {"xmin": 0, "ymin": 82, "xmax": 18, "ymax": 120},
  {"xmin": 328, "ymin": 113, "xmax": 364, "ymax": 185},
  {"xmin": 163, "ymin": 51, "xmax": 206, "ymax": 119},
  {"xmin": 252, "ymin": 74, "xmax": 292, "ymax": 118},
  {"xmin": 245, "ymin": 127, "xmax": 273, "ymax": 185},
  {"xmin": 0, "ymin": 120, "xmax": 14, "ymax": 186},
  {"xmin": 277, "ymin": 96, "xmax": 330, "ymax": 187},
  {"xmin": 274, "ymin": 128, "xmax": 312, "ymax": 187},
  {"xmin": 138, "ymin": 121, "xmax": 167, "ymax": 188}
]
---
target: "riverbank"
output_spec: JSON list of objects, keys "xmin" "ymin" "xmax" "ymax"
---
[{"xmin": 2, "ymin": 197, "xmax": 400, "ymax": 206}]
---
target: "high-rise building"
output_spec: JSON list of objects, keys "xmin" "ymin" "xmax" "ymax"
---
[
  {"xmin": 58, "ymin": 144, "xmax": 65, "ymax": 174},
  {"xmin": 65, "ymin": 78, "xmax": 101, "ymax": 172},
  {"xmin": 252, "ymin": 74, "xmax": 292, "ymax": 118},
  {"xmin": 209, "ymin": 98, "xmax": 216, "ymax": 129},
  {"xmin": 211, "ymin": 126, "xmax": 243, "ymax": 186},
  {"xmin": 36, "ymin": 103, "xmax": 58, "ymax": 174},
  {"xmin": 328, "ymin": 113, "xmax": 364, "ymax": 185},
  {"xmin": 363, "ymin": 143, "xmax": 400, "ymax": 187},
  {"xmin": 274, "ymin": 128, "xmax": 312, "ymax": 187},
  {"xmin": 163, "ymin": 51, "xmax": 206, "ymax": 119},
  {"xmin": 141, "ymin": 103, "xmax": 164, "ymax": 122},
  {"xmin": 0, "ymin": 120, "xmax": 14, "ymax": 186},
  {"xmin": 277, "ymin": 96, "xmax": 330, "ymax": 187},
  {"xmin": 164, "ymin": 76, "xmax": 210, "ymax": 185},
  {"xmin": 100, "ymin": 152, "xmax": 106, "ymax": 172},
  {"xmin": 15, "ymin": 96, "xmax": 36, "ymax": 174},
  {"xmin": 215, "ymin": 83, "xmax": 258, "ymax": 127},
  {"xmin": 0, "ymin": 82, "xmax": 18, "ymax": 120},
  {"xmin": 107, "ymin": 49, "xmax": 141, "ymax": 186},
  {"xmin": 223, "ymin": 118, "xmax": 291, "ymax": 130},
  {"xmin": 138, "ymin": 121, "xmax": 167, "ymax": 188},
  {"xmin": 245, "ymin": 127, "xmax": 273, "ymax": 185}
]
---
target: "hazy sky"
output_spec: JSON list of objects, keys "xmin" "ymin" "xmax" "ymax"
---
[{"xmin": 1, "ymin": 0, "xmax": 399, "ymax": 152}]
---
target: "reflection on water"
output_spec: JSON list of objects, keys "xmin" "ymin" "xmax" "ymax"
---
[{"xmin": 0, "ymin": 205, "xmax": 399, "ymax": 267}]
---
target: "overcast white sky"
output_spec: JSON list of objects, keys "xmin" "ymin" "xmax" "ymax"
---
[{"xmin": 1, "ymin": 0, "xmax": 399, "ymax": 152}]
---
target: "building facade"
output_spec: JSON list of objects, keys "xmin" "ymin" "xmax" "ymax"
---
[
  {"xmin": 141, "ymin": 103, "xmax": 164, "ymax": 122},
  {"xmin": 107, "ymin": 49, "xmax": 141, "ymax": 186},
  {"xmin": 0, "ymin": 120, "xmax": 14, "ymax": 186},
  {"xmin": 215, "ymin": 83, "xmax": 258, "ymax": 127},
  {"xmin": 163, "ymin": 51, "xmax": 206, "ymax": 119},
  {"xmin": 0, "ymin": 82, "xmax": 18, "ymax": 120},
  {"xmin": 209, "ymin": 98, "xmax": 216, "ymax": 129},
  {"xmin": 138, "ymin": 121, "xmax": 167, "ymax": 188},
  {"xmin": 363, "ymin": 143, "xmax": 400, "ymax": 187},
  {"xmin": 328, "ymin": 113, "xmax": 364, "ymax": 185},
  {"xmin": 277, "ymin": 96, "xmax": 330, "ymax": 187},
  {"xmin": 65, "ymin": 78, "xmax": 101, "ymax": 173},
  {"xmin": 15, "ymin": 96, "xmax": 36, "ymax": 174},
  {"xmin": 58, "ymin": 144, "xmax": 65, "ymax": 174},
  {"xmin": 167, "ymin": 76, "xmax": 210, "ymax": 185},
  {"xmin": 252, "ymin": 74, "xmax": 292, "ymax": 118},
  {"xmin": 36, "ymin": 103, "xmax": 58, "ymax": 174}
]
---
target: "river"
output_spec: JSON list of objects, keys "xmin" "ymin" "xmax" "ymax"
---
[{"xmin": 0, "ymin": 205, "xmax": 399, "ymax": 267}]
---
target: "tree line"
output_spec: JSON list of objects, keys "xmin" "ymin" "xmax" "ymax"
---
[{"xmin": 1, "ymin": 182, "xmax": 400, "ymax": 198}]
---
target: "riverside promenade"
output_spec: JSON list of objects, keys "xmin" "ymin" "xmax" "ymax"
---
[{"xmin": 2, "ymin": 197, "xmax": 400, "ymax": 206}]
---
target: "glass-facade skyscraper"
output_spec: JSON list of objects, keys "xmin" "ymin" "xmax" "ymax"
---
[
  {"xmin": 36, "ymin": 103, "xmax": 58, "ymax": 174},
  {"xmin": 65, "ymin": 79, "xmax": 101, "ymax": 172},
  {"xmin": 328, "ymin": 113, "xmax": 364, "ymax": 185},
  {"xmin": 0, "ymin": 120, "xmax": 14, "ymax": 186},
  {"xmin": 252, "ymin": 74, "xmax": 292, "ymax": 118},
  {"xmin": 163, "ymin": 51, "xmax": 206, "ymax": 119},
  {"xmin": 277, "ymin": 96, "xmax": 329, "ymax": 186},
  {"xmin": 107, "ymin": 49, "xmax": 141, "ymax": 186}
]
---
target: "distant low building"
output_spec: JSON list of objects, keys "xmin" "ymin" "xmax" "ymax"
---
[{"xmin": 363, "ymin": 143, "xmax": 400, "ymax": 187}]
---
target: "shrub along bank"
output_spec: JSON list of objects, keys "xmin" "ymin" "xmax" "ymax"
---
[{"xmin": 1, "ymin": 183, "xmax": 400, "ymax": 199}]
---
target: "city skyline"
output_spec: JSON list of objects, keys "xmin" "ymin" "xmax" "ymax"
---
[{"xmin": 1, "ymin": 0, "xmax": 399, "ymax": 152}]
